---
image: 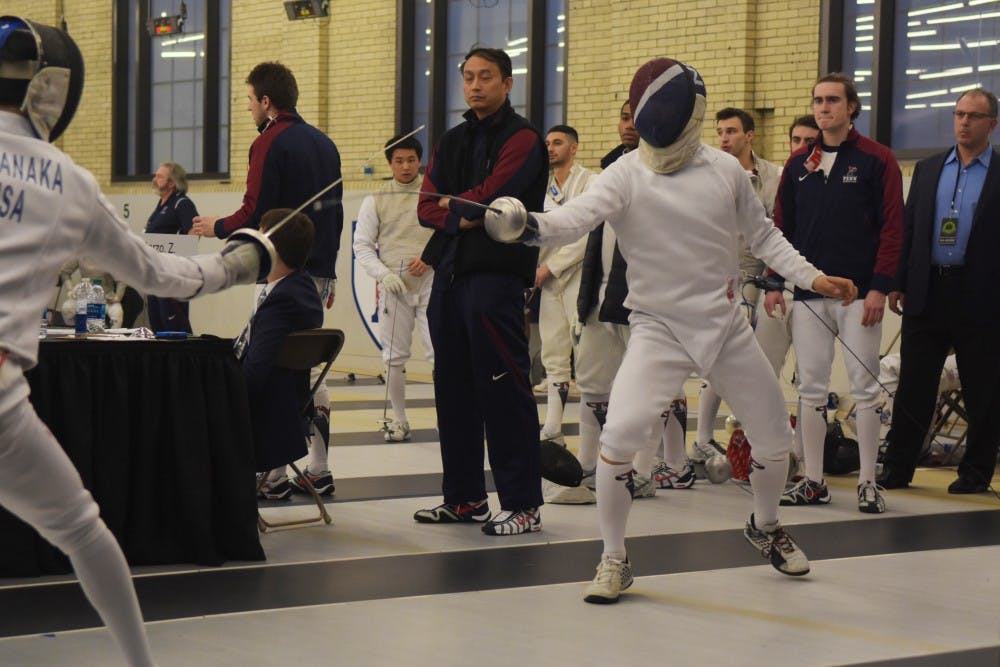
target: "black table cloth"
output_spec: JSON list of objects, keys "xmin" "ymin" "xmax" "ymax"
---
[{"xmin": 0, "ymin": 337, "xmax": 265, "ymax": 577}]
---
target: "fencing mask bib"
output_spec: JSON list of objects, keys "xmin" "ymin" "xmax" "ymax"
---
[{"xmin": 0, "ymin": 16, "xmax": 84, "ymax": 142}]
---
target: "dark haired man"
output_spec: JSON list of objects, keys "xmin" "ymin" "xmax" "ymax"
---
[
  {"xmin": 414, "ymin": 47, "xmax": 548, "ymax": 535},
  {"xmin": 192, "ymin": 61, "xmax": 342, "ymax": 494},
  {"xmin": 789, "ymin": 115, "xmax": 820, "ymax": 154},
  {"xmin": 535, "ymin": 124, "xmax": 594, "ymax": 454},
  {"xmin": 240, "ymin": 210, "xmax": 323, "ymax": 498},
  {"xmin": 766, "ymin": 72, "xmax": 903, "ymax": 514},
  {"xmin": 353, "ymin": 135, "xmax": 434, "ymax": 442},
  {"xmin": 882, "ymin": 89, "xmax": 1000, "ymax": 494}
]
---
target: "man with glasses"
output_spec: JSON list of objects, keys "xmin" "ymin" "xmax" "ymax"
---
[{"xmin": 881, "ymin": 88, "xmax": 1000, "ymax": 494}]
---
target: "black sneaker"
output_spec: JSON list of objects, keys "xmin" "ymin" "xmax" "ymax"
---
[
  {"xmin": 413, "ymin": 499, "xmax": 491, "ymax": 523},
  {"xmin": 258, "ymin": 476, "xmax": 293, "ymax": 501},
  {"xmin": 290, "ymin": 468, "xmax": 335, "ymax": 496}
]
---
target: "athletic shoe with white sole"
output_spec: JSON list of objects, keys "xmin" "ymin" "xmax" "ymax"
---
[
  {"xmin": 413, "ymin": 499, "xmax": 490, "ymax": 523},
  {"xmin": 257, "ymin": 475, "xmax": 293, "ymax": 501},
  {"xmin": 481, "ymin": 507, "xmax": 541, "ymax": 535},
  {"xmin": 384, "ymin": 421, "xmax": 411, "ymax": 442},
  {"xmin": 540, "ymin": 430, "xmax": 566, "ymax": 447},
  {"xmin": 857, "ymin": 480, "xmax": 886, "ymax": 514},
  {"xmin": 289, "ymin": 468, "xmax": 335, "ymax": 496},
  {"xmin": 631, "ymin": 474, "xmax": 656, "ymax": 498},
  {"xmin": 584, "ymin": 556, "xmax": 634, "ymax": 604},
  {"xmin": 581, "ymin": 468, "xmax": 597, "ymax": 490},
  {"xmin": 652, "ymin": 461, "xmax": 696, "ymax": 489},
  {"xmin": 543, "ymin": 479, "xmax": 597, "ymax": 504},
  {"xmin": 743, "ymin": 513, "xmax": 810, "ymax": 576},
  {"xmin": 780, "ymin": 477, "xmax": 831, "ymax": 506},
  {"xmin": 690, "ymin": 438, "xmax": 726, "ymax": 463}
]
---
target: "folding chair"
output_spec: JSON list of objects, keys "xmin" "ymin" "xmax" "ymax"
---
[{"xmin": 257, "ymin": 328, "xmax": 345, "ymax": 532}]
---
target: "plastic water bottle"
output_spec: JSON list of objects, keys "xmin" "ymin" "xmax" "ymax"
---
[
  {"xmin": 86, "ymin": 279, "xmax": 107, "ymax": 333},
  {"xmin": 39, "ymin": 308, "xmax": 48, "ymax": 339},
  {"xmin": 73, "ymin": 280, "xmax": 91, "ymax": 334}
]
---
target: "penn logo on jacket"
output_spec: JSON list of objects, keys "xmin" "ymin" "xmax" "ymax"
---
[{"xmin": 842, "ymin": 165, "xmax": 859, "ymax": 184}]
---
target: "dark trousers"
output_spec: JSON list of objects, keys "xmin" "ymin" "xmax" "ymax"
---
[
  {"xmin": 428, "ymin": 272, "xmax": 543, "ymax": 511},
  {"xmin": 886, "ymin": 273, "xmax": 1000, "ymax": 485},
  {"xmin": 147, "ymin": 295, "xmax": 192, "ymax": 334}
]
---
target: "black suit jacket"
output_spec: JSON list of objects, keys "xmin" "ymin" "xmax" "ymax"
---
[
  {"xmin": 243, "ymin": 269, "xmax": 323, "ymax": 472},
  {"xmin": 894, "ymin": 146, "xmax": 1000, "ymax": 323}
]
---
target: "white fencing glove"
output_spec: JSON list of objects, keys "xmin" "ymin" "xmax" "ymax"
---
[{"xmin": 380, "ymin": 272, "xmax": 408, "ymax": 296}]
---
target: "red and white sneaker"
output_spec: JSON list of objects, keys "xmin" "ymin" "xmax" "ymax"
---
[{"xmin": 481, "ymin": 507, "xmax": 541, "ymax": 535}]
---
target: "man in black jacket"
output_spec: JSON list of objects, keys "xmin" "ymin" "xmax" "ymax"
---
[
  {"xmin": 414, "ymin": 47, "xmax": 548, "ymax": 535},
  {"xmin": 882, "ymin": 89, "xmax": 1000, "ymax": 493}
]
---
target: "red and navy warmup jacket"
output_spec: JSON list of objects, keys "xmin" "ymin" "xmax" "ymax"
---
[
  {"xmin": 772, "ymin": 127, "xmax": 903, "ymax": 300},
  {"xmin": 215, "ymin": 112, "xmax": 343, "ymax": 279},
  {"xmin": 418, "ymin": 100, "xmax": 547, "ymax": 284}
]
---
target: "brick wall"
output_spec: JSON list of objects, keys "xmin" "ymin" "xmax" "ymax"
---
[{"xmin": 566, "ymin": 1, "xmax": 822, "ymax": 170}]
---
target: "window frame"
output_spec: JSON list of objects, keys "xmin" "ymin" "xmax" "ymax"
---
[
  {"xmin": 112, "ymin": 0, "xmax": 229, "ymax": 182},
  {"xmin": 396, "ymin": 0, "xmax": 566, "ymax": 150}
]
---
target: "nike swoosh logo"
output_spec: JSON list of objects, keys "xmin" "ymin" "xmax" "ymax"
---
[{"xmin": 492, "ymin": 372, "xmax": 508, "ymax": 381}]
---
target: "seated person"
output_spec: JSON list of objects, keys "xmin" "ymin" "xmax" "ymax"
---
[{"xmin": 234, "ymin": 209, "xmax": 323, "ymax": 499}]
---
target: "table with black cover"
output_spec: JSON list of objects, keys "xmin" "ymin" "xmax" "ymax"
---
[{"xmin": 0, "ymin": 337, "xmax": 265, "ymax": 577}]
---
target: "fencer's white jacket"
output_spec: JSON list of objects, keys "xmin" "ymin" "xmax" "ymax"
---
[
  {"xmin": 539, "ymin": 163, "xmax": 595, "ymax": 293},
  {"xmin": 531, "ymin": 145, "xmax": 821, "ymax": 370},
  {"xmin": 353, "ymin": 177, "xmax": 433, "ymax": 292},
  {"xmin": 0, "ymin": 111, "xmax": 232, "ymax": 370}
]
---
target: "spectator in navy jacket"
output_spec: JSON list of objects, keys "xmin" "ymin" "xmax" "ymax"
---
[
  {"xmin": 145, "ymin": 161, "xmax": 197, "ymax": 333},
  {"xmin": 765, "ymin": 73, "xmax": 903, "ymax": 514},
  {"xmin": 192, "ymin": 62, "xmax": 340, "ymax": 490}
]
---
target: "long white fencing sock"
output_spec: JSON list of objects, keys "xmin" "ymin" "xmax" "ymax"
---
[
  {"xmin": 578, "ymin": 393, "xmax": 609, "ymax": 472},
  {"xmin": 697, "ymin": 382, "xmax": 722, "ymax": 445},
  {"xmin": 749, "ymin": 454, "xmax": 790, "ymax": 527},
  {"xmin": 387, "ymin": 365, "xmax": 408, "ymax": 424},
  {"xmin": 542, "ymin": 381, "xmax": 570, "ymax": 436},
  {"xmin": 662, "ymin": 406, "xmax": 688, "ymax": 470},
  {"xmin": 855, "ymin": 403, "xmax": 882, "ymax": 484},
  {"xmin": 799, "ymin": 404, "xmax": 828, "ymax": 482},
  {"xmin": 70, "ymin": 527, "xmax": 156, "ymax": 667},
  {"xmin": 596, "ymin": 448, "xmax": 635, "ymax": 559}
]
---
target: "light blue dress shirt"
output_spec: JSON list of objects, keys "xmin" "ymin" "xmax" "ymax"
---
[{"xmin": 931, "ymin": 144, "xmax": 992, "ymax": 266}]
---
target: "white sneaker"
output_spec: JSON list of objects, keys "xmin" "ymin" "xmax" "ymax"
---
[
  {"xmin": 584, "ymin": 555, "xmax": 634, "ymax": 604},
  {"xmin": 542, "ymin": 479, "xmax": 596, "ymax": 504},
  {"xmin": 743, "ymin": 513, "xmax": 810, "ymax": 576},
  {"xmin": 632, "ymin": 474, "xmax": 656, "ymax": 499},
  {"xmin": 384, "ymin": 421, "xmax": 411, "ymax": 442},
  {"xmin": 690, "ymin": 438, "xmax": 726, "ymax": 463},
  {"xmin": 481, "ymin": 507, "xmax": 541, "ymax": 535},
  {"xmin": 540, "ymin": 430, "xmax": 566, "ymax": 447},
  {"xmin": 857, "ymin": 480, "xmax": 886, "ymax": 514}
]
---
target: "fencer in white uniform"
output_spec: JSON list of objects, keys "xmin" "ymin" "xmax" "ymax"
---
[
  {"xmin": 484, "ymin": 58, "xmax": 858, "ymax": 603},
  {"xmin": 0, "ymin": 17, "xmax": 273, "ymax": 665},
  {"xmin": 353, "ymin": 135, "xmax": 434, "ymax": 441},
  {"xmin": 536, "ymin": 126, "xmax": 594, "ymax": 444}
]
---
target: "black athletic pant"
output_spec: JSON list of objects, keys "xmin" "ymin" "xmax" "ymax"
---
[{"xmin": 428, "ymin": 272, "xmax": 543, "ymax": 511}]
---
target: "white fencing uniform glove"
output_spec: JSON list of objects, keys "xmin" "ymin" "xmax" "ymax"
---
[
  {"xmin": 484, "ymin": 196, "xmax": 539, "ymax": 243},
  {"xmin": 380, "ymin": 272, "xmax": 408, "ymax": 296}
]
